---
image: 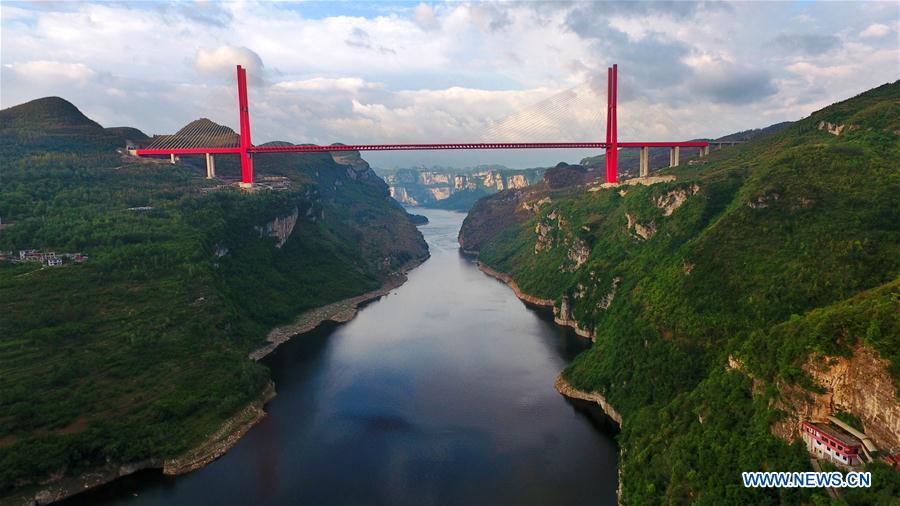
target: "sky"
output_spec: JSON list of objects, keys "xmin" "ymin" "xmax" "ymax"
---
[{"xmin": 1, "ymin": 1, "xmax": 898, "ymax": 168}]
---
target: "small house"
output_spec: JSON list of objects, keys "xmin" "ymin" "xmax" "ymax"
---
[{"xmin": 802, "ymin": 420, "xmax": 863, "ymax": 468}]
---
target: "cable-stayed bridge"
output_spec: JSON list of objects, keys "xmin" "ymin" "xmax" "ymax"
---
[{"xmin": 134, "ymin": 65, "xmax": 710, "ymax": 186}]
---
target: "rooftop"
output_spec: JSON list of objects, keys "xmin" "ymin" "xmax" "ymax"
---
[{"xmin": 805, "ymin": 421, "xmax": 863, "ymax": 448}]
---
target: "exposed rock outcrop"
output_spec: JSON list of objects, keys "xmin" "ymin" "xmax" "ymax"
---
[
  {"xmin": 164, "ymin": 381, "xmax": 277, "ymax": 475},
  {"xmin": 249, "ymin": 263, "xmax": 422, "ymax": 361},
  {"xmin": 11, "ymin": 382, "xmax": 277, "ymax": 506},
  {"xmin": 255, "ymin": 208, "xmax": 299, "ymax": 248},
  {"xmin": 598, "ymin": 277, "xmax": 622, "ymax": 310},
  {"xmin": 553, "ymin": 296, "xmax": 594, "ymax": 339},
  {"xmin": 555, "ymin": 374, "xmax": 622, "ymax": 426},
  {"xmin": 769, "ymin": 345, "xmax": 900, "ymax": 453},
  {"xmin": 747, "ymin": 192, "xmax": 781, "ymax": 209},
  {"xmin": 520, "ymin": 196, "xmax": 551, "ymax": 214},
  {"xmin": 565, "ymin": 238, "xmax": 590, "ymax": 271},
  {"xmin": 476, "ymin": 262, "xmax": 554, "ymax": 307},
  {"xmin": 625, "ymin": 213, "xmax": 656, "ymax": 241},
  {"xmin": 656, "ymin": 184, "xmax": 700, "ymax": 217},
  {"xmin": 817, "ymin": 120, "xmax": 858, "ymax": 136}
]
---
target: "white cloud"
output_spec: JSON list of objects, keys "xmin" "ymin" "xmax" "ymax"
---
[
  {"xmin": 1, "ymin": 1, "xmax": 898, "ymax": 168},
  {"xmin": 4, "ymin": 61, "xmax": 96, "ymax": 83},
  {"xmin": 275, "ymin": 77, "xmax": 383, "ymax": 92},
  {"xmin": 860, "ymin": 23, "xmax": 890, "ymax": 38},
  {"xmin": 195, "ymin": 46, "xmax": 265, "ymax": 81},
  {"xmin": 413, "ymin": 3, "xmax": 439, "ymax": 31}
]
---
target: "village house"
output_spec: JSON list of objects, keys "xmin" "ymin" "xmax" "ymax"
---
[
  {"xmin": 6, "ymin": 250, "xmax": 88, "ymax": 266},
  {"xmin": 802, "ymin": 420, "xmax": 864, "ymax": 468}
]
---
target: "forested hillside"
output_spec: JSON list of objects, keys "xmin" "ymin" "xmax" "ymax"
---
[
  {"xmin": 460, "ymin": 82, "xmax": 900, "ymax": 504},
  {"xmin": 0, "ymin": 98, "xmax": 427, "ymax": 499}
]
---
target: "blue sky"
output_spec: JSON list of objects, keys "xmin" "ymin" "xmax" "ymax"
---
[{"xmin": 1, "ymin": 1, "xmax": 898, "ymax": 168}]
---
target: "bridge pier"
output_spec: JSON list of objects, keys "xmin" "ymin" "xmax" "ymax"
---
[
  {"xmin": 639, "ymin": 146, "xmax": 649, "ymax": 177},
  {"xmin": 669, "ymin": 146, "xmax": 680, "ymax": 167},
  {"xmin": 170, "ymin": 153, "xmax": 176, "ymax": 164},
  {"xmin": 205, "ymin": 153, "xmax": 216, "ymax": 179}
]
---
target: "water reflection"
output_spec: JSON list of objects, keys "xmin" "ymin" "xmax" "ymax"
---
[{"xmin": 66, "ymin": 209, "xmax": 617, "ymax": 506}]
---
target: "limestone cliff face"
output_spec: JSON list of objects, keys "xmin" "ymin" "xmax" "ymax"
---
[
  {"xmin": 506, "ymin": 174, "xmax": 528, "ymax": 189},
  {"xmin": 555, "ymin": 374, "xmax": 622, "ymax": 426},
  {"xmin": 553, "ymin": 296, "xmax": 595, "ymax": 339},
  {"xmin": 255, "ymin": 207, "xmax": 299, "ymax": 248},
  {"xmin": 625, "ymin": 212, "xmax": 656, "ymax": 241},
  {"xmin": 770, "ymin": 345, "xmax": 899, "ymax": 453},
  {"xmin": 656, "ymin": 184, "xmax": 700, "ymax": 216},
  {"xmin": 390, "ymin": 186, "xmax": 418, "ymax": 205}
]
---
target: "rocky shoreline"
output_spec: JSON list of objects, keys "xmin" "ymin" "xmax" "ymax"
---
[
  {"xmin": 475, "ymin": 261, "xmax": 554, "ymax": 307},
  {"xmin": 473, "ymin": 259, "xmax": 620, "ymax": 422},
  {"xmin": 554, "ymin": 374, "xmax": 623, "ymax": 426},
  {"xmin": 476, "ymin": 259, "xmax": 624, "ymax": 503},
  {"xmin": 475, "ymin": 261, "xmax": 595, "ymax": 339},
  {"xmin": 7, "ymin": 258, "xmax": 428, "ymax": 506},
  {"xmin": 162, "ymin": 381, "xmax": 277, "ymax": 475},
  {"xmin": 5, "ymin": 382, "xmax": 276, "ymax": 506},
  {"xmin": 249, "ymin": 256, "xmax": 427, "ymax": 361}
]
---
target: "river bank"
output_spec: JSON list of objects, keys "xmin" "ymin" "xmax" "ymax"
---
[
  {"xmin": 249, "ymin": 255, "xmax": 427, "ymax": 361},
  {"xmin": 4, "ymin": 383, "xmax": 276, "ymax": 506},
  {"xmin": 473, "ymin": 261, "xmax": 620, "ymax": 423},
  {"xmin": 476, "ymin": 259, "xmax": 623, "ymax": 504},
  {"xmin": 43, "ymin": 209, "xmax": 617, "ymax": 505},
  {"xmin": 554, "ymin": 374, "xmax": 622, "ymax": 426},
  {"xmin": 474, "ymin": 261, "xmax": 595, "ymax": 339},
  {"xmin": 5, "ymin": 258, "xmax": 428, "ymax": 506}
]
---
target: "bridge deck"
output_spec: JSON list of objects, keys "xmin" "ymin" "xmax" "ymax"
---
[{"xmin": 135, "ymin": 140, "xmax": 709, "ymax": 156}]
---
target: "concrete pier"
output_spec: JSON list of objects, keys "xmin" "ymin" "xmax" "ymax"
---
[
  {"xmin": 639, "ymin": 146, "xmax": 650, "ymax": 177},
  {"xmin": 669, "ymin": 146, "xmax": 680, "ymax": 167},
  {"xmin": 205, "ymin": 153, "xmax": 216, "ymax": 179},
  {"xmin": 170, "ymin": 153, "xmax": 176, "ymax": 164}
]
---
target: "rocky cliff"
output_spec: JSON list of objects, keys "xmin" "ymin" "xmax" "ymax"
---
[
  {"xmin": 378, "ymin": 165, "xmax": 545, "ymax": 210},
  {"xmin": 770, "ymin": 345, "xmax": 899, "ymax": 453}
]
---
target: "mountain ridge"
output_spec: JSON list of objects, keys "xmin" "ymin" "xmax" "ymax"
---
[{"xmin": 460, "ymin": 81, "xmax": 900, "ymax": 504}]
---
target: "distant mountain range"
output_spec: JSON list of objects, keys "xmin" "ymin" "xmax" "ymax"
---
[{"xmin": 374, "ymin": 165, "xmax": 546, "ymax": 210}]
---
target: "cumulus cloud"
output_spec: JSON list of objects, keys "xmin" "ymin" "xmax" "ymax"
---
[
  {"xmin": 413, "ymin": 3, "xmax": 439, "ymax": 31},
  {"xmin": 4, "ymin": 61, "xmax": 96, "ymax": 83},
  {"xmin": 860, "ymin": 23, "xmax": 890, "ymax": 38},
  {"xmin": 194, "ymin": 46, "xmax": 265, "ymax": 82},
  {"xmin": 1, "ymin": 1, "xmax": 897, "ymax": 168}
]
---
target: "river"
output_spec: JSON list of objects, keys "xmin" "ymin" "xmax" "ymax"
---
[{"xmin": 67, "ymin": 208, "xmax": 618, "ymax": 506}]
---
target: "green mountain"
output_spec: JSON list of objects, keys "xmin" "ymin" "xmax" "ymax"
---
[
  {"xmin": 460, "ymin": 82, "xmax": 900, "ymax": 504},
  {"xmin": 0, "ymin": 100, "xmax": 427, "ymax": 500},
  {"xmin": 0, "ymin": 97, "xmax": 128, "ymax": 158},
  {"xmin": 104, "ymin": 126, "xmax": 149, "ymax": 143}
]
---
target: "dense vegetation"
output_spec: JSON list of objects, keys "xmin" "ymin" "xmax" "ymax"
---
[
  {"xmin": 463, "ymin": 82, "xmax": 900, "ymax": 504},
  {"xmin": 0, "ymin": 98, "xmax": 427, "ymax": 498}
]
